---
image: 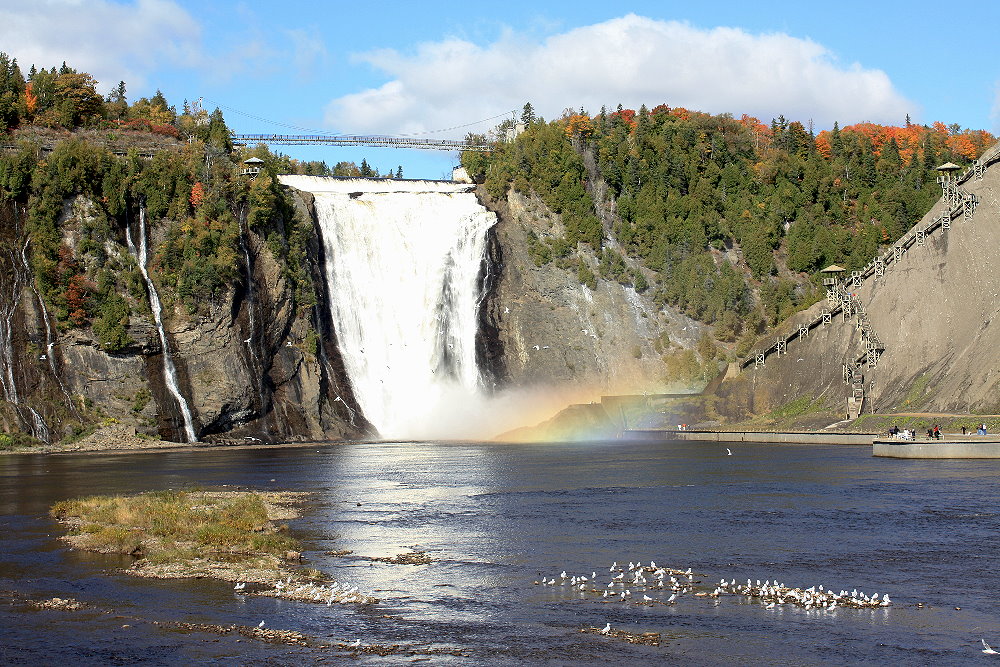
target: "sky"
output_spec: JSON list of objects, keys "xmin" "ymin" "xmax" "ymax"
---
[{"xmin": 2, "ymin": 0, "xmax": 999, "ymax": 179}]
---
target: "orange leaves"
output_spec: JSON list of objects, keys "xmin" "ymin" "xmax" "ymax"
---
[
  {"xmin": 815, "ymin": 135, "xmax": 832, "ymax": 159},
  {"xmin": 189, "ymin": 181, "xmax": 205, "ymax": 209},
  {"xmin": 813, "ymin": 121, "xmax": 996, "ymax": 164},
  {"xmin": 23, "ymin": 81, "xmax": 37, "ymax": 115},
  {"xmin": 564, "ymin": 114, "xmax": 594, "ymax": 138}
]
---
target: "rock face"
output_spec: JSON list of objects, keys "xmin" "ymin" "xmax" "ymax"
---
[
  {"xmin": 0, "ymin": 193, "xmax": 369, "ymax": 445},
  {"xmin": 717, "ymin": 151, "xmax": 1000, "ymax": 418},
  {"xmin": 478, "ymin": 187, "xmax": 715, "ymax": 399}
]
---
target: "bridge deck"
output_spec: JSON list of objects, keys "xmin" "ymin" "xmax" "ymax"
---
[{"xmin": 230, "ymin": 133, "xmax": 491, "ymax": 152}]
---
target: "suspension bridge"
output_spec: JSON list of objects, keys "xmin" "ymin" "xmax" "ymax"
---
[{"xmin": 229, "ymin": 133, "xmax": 493, "ymax": 152}]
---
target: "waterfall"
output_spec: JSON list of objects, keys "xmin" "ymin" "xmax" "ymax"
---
[
  {"xmin": 0, "ymin": 216, "xmax": 51, "ymax": 442},
  {"xmin": 280, "ymin": 176, "xmax": 496, "ymax": 439},
  {"xmin": 238, "ymin": 209, "xmax": 269, "ymax": 434},
  {"xmin": 127, "ymin": 206, "xmax": 198, "ymax": 443}
]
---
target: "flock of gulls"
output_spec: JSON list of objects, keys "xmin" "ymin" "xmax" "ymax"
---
[
  {"xmin": 232, "ymin": 577, "xmax": 378, "ymax": 606},
  {"xmin": 543, "ymin": 561, "xmax": 1000, "ymax": 655},
  {"xmin": 537, "ymin": 560, "xmax": 893, "ymax": 611}
]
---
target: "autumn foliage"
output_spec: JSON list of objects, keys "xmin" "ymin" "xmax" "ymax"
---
[
  {"xmin": 564, "ymin": 114, "xmax": 594, "ymax": 138},
  {"xmin": 189, "ymin": 181, "xmax": 204, "ymax": 209}
]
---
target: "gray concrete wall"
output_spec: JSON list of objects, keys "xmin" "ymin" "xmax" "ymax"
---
[
  {"xmin": 873, "ymin": 440, "xmax": 1000, "ymax": 458},
  {"xmin": 624, "ymin": 430, "xmax": 874, "ymax": 445}
]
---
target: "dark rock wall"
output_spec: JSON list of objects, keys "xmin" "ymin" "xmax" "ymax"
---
[{"xmin": 0, "ymin": 195, "xmax": 369, "ymax": 444}]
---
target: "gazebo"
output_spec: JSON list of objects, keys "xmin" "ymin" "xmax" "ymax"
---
[
  {"xmin": 241, "ymin": 157, "xmax": 264, "ymax": 179},
  {"xmin": 820, "ymin": 264, "xmax": 846, "ymax": 287},
  {"xmin": 935, "ymin": 161, "xmax": 962, "ymax": 185}
]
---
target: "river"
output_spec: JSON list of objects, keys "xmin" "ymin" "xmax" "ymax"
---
[{"xmin": 1, "ymin": 439, "xmax": 998, "ymax": 665}]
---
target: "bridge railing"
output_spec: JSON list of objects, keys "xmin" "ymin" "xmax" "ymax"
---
[{"xmin": 230, "ymin": 133, "xmax": 492, "ymax": 152}]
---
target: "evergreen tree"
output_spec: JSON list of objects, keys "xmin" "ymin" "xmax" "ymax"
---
[{"xmin": 521, "ymin": 102, "xmax": 536, "ymax": 126}]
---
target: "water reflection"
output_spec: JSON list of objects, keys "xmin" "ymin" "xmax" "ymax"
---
[{"xmin": 2, "ymin": 440, "xmax": 1000, "ymax": 664}]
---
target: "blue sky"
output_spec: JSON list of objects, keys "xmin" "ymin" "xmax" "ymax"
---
[{"xmin": 2, "ymin": 0, "xmax": 999, "ymax": 178}]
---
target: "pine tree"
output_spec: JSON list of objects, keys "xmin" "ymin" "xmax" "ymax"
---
[{"xmin": 521, "ymin": 102, "xmax": 535, "ymax": 126}]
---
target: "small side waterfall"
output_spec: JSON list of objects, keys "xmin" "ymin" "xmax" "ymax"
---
[
  {"xmin": 127, "ymin": 206, "xmax": 198, "ymax": 442},
  {"xmin": 279, "ymin": 176, "xmax": 496, "ymax": 439},
  {"xmin": 237, "ymin": 210, "xmax": 269, "ymax": 434},
  {"xmin": 0, "ymin": 207, "xmax": 51, "ymax": 442}
]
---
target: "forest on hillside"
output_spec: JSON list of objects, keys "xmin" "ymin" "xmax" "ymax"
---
[
  {"xmin": 462, "ymin": 104, "xmax": 995, "ymax": 351},
  {"xmin": 0, "ymin": 53, "xmax": 331, "ymax": 358}
]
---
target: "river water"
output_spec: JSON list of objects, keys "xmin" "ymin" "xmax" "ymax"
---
[{"xmin": 1, "ymin": 440, "xmax": 998, "ymax": 665}]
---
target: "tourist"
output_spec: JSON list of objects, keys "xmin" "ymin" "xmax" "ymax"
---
[
  {"xmin": 961, "ymin": 425, "xmax": 967, "ymax": 435},
  {"xmin": 933, "ymin": 425, "xmax": 941, "ymax": 440}
]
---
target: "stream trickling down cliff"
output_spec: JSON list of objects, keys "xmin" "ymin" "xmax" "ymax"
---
[
  {"xmin": 280, "ymin": 176, "xmax": 496, "ymax": 439},
  {"xmin": 127, "ymin": 206, "xmax": 198, "ymax": 443}
]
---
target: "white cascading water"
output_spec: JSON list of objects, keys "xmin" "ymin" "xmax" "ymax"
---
[
  {"xmin": 279, "ymin": 176, "xmax": 496, "ymax": 439},
  {"xmin": 127, "ymin": 207, "xmax": 198, "ymax": 442}
]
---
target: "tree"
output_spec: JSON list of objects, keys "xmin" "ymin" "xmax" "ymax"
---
[
  {"xmin": 106, "ymin": 80, "xmax": 127, "ymax": 120},
  {"xmin": 521, "ymin": 102, "xmax": 536, "ymax": 127},
  {"xmin": 396, "ymin": 165, "xmax": 403, "ymax": 179},
  {"xmin": 0, "ymin": 52, "xmax": 25, "ymax": 131},
  {"xmin": 53, "ymin": 72, "xmax": 104, "ymax": 126},
  {"xmin": 360, "ymin": 159, "xmax": 373, "ymax": 177}
]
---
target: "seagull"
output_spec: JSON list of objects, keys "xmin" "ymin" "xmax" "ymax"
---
[
  {"xmin": 503, "ymin": 307, "xmax": 510, "ymax": 314},
  {"xmin": 643, "ymin": 595, "xmax": 653, "ymax": 602},
  {"xmin": 600, "ymin": 623, "xmax": 611, "ymax": 635},
  {"xmin": 233, "ymin": 582, "xmax": 246, "ymax": 591},
  {"xmin": 726, "ymin": 448, "xmax": 733, "ymax": 455},
  {"xmin": 667, "ymin": 593, "xmax": 677, "ymax": 603},
  {"xmin": 257, "ymin": 620, "xmax": 265, "ymax": 628},
  {"xmin": 348, "ymin": 639, "xmax": 361, "ymax": 648},
  {"xmin": 983, "ymin": 639, "xmax": 999, "ymax": 655}
]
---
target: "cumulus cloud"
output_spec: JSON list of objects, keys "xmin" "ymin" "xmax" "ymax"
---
[
  {"xmin": 0, "ymin": 0, "xmax": 200, "ymax": 92},
  {"xmin": 326, "ymin": 14, "xmax": 914, "ymax": 136}
]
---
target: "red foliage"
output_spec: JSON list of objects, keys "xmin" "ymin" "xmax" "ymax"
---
[
  {"xmin": 66, "ymin": 274, "xmax": 93, "ymax": 326},
  {"xmin": 110, "ymin": 118, "xmax": 180, "ymax": 138},
  {"xmin": 610, "ymin": 108, "xmax": 636, "ymax": 128},
  {"xmin": 189, "ymin": 181, "xmax": 205, "ymax": 209}
]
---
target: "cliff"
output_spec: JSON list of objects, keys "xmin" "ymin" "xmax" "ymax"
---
[
  {"xmin": 478, "ymin": 187, "xmax": 720, "ymax": 400},
  {"xmin": 0, "ymin": 140, "xmax": 368, "ymax": 445}
]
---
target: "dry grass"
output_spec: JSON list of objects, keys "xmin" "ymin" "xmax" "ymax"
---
[{"xmin": 50, "ymin": 490, "xmax": 302, "ymax": 563}]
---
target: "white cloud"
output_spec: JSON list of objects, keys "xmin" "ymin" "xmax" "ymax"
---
[
  {"xmin": 284, "ymin": 28, "xmax": 330, "ymax": 81},
  {"xmin": 0, "ymin": 0, "xmax": 200, "ymax": 92},
  {"xmin": 326, "ymin": 14, "xmax": 914, "ymax": 136}
]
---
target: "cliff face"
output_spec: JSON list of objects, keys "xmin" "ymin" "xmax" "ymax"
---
[
  {"xmin": 718, "ymin": 149, "xmax": 1000, "ymax": 419},
  {"xmin": 478, "ymin": 187, "xmax": 718, "ymax": 398},
  {"xmin": 0, "ymin": 192, "xmax": 368, "ymax": 445}
]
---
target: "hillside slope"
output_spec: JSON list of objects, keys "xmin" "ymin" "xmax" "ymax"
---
[{"xmin": 720, "ymin": 146, "xmax": 1000, "ymax": 418}]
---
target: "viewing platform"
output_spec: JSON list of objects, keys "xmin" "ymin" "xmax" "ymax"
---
[{"xmin": 873, "ymin": 437, "xmax": 1000, "ymax": 458}]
